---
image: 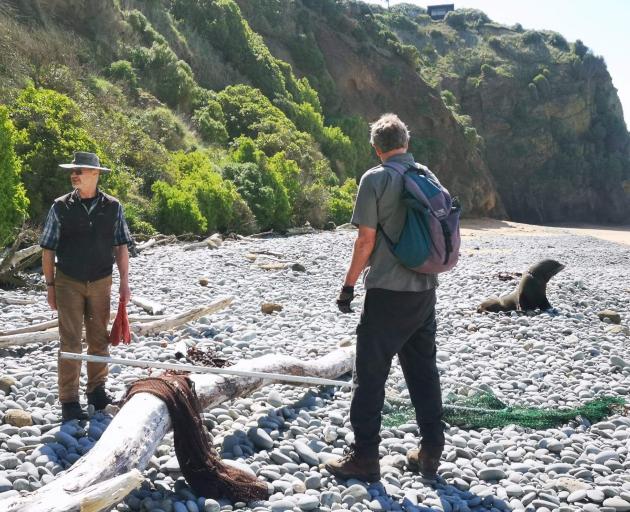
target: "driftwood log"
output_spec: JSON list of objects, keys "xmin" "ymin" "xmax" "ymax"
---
[
  {"xmin": 0, "ymin": 234, "xmax": 25, "ymax": 277},
  {"xmin": 0, "ymin": 298, "xmax": 233, "ymax": 348},
  {"xmin": 135, "ymin": 235, "xmax": 178, "ymax": 253},
  {"xmin": 8, "ymin": 244, "xmax": 42, "ymax": 268},
  {"xmin": 131, "ymin": 296, "xmax": 165, "ymax": 315},
  {"xmin": 0, "ymin": 293, "xmax": 37, "ymax": 305},
  {"xmin": 0, "ymin": 242, "xmax": 42, "ymax": 285},
  {"xmin": 182, "ymin": 234, "xmax": 222, "ymax": 252},
  {"xmin": 0, "ymin": 313, "xmax": 168, "ymax": 337},
  {"xmin": 2, "ymin": 347, "xmax": 355, "ymax": 512}
]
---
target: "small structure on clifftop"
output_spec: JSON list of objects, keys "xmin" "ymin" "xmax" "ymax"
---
[{"xmin": 428, "ymin": 3, "xmax": 454, "ymax": 20}]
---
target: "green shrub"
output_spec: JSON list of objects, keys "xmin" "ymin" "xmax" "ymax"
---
[
  {"xmin": 0, "ymin": 106, "xmax": 29, "ymax": 244},
  {"xmin": 441, "ymin": 90, "xmax": 457, "ymax": 108},
  {"xmin": 444, "ymin": 11, "xmax": 467, "ymax": 30},
  {"xmin": 123, "ymin": 202, "xmax": 157, "ymax": 236},
  {"xmin": 217, "ymin": 84, "xmax": 291, "ymax": 140},
  {"xmin": 125, "ymin": 9, "xmax": 167, "ymax": 46},
  {"xmin": 151, "ymin": 181, "xmax": 207, "ymax": 234},
  {"xmin": 287, "ymin": 32, "xmax": 326, "ymax": 75},
  {"xmin": 173, "ymin": 151, "xmax": 252, "ymax": 232},
  {"xmin": 266, "ymin": 151, "xmax": 301, "ymax": 213},
  {"xmin": 192, "ymin": 99, "xmax": 228, "ymax": 145},
  {"xmin": 223, "ymin": 161, "xmax": 290, "ymax": 230},
  {"xmin": 10, "ymin": 85, "xmax": 100, "ymax": 221},
  {"xmin": 321, "ymin": 125, "xmax": 353, "ymax": 178},
  {"xmin": 231, "ymin": 136, "xmax": 266, "ymax": 165},
  {"xmin": 548, "ymin": 33, "xmax": 569, "ymax": 51},
  {"xmin": 151, "ymin": 151, "xmax": 257, "ymax": 235},
  {"xmin": 131, "ymin": 42, "xmax": 197, "ymax": 109},
  {"xmin": 480, "ymin": 63, "xmax": 496, "ymax": 78},
  {"xmin": 108, "ymin": 60, "xmax": 138, "ymax": 89},
  {"xmin": 522, "ymin": 30, "xmax": 544, "ymax": 46},
  {"xmin": 332, "ymin": 116, "xmax": 375, "ymax": 177},
  {"xmin": 573, "ymin": 39, "xmax": 589, "ymax": 59},
  {"xmin": 326, "ymin": 178, "xmax": 357, "ymax": 225},
  {"xmin": 488, "ymin": 37, "xmax": 503, "ymax": 52},
  {"xmin": 141, "ymin": 107, "xmax": 188, "ymax": 151}
]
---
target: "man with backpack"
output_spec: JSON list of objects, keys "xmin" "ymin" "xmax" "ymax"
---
[{"xmin": 326, "ymin": 113, "xmax": 458, "ymax": 482}]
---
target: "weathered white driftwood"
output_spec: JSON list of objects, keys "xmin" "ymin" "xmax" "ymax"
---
[
  {"xmin": 0, "ymin": 234, "xmax": 25, "ymax": 277},
  {"xmin": 3, "ymin": 347, "xmax": 355, "ymax": 512},
  {"xmin": 135, "ymin": 235, "xmax": 178, "ymax": 253},
  {"xmin": 0, "ymin": 318, "xmax": 59, "ymax": 336},
  {"xmin": 0, "ymin": 329, "xmax": 61, "ymax": 348},
  {"xmin": 8, "ymin": 244, "xmax": 42, "ymax": 268},
  {"xmin": 131, "ymin": 296, "xmax": 165, "ymax": 315},
  {"xmin": 132, "ymin": 298, "xmax": 232, "ymax": 336},
  {"xmin": 0, "ymin": 293, "xmax": 37, "ymax": 305},
  {"xmin": 0, "ymin": 299, "xmax": 232, "ymax": 348},
  {"xmin": 135, "ymin": 237, "xmax": 157, "ymax": 252},
  {"xmin": 0, "ymin": 469, "xmax": 144, "ymax": 512},
  {"xmin": 182, "ymin": 234, "xmax": 222, "ymax": 252},
  {"xmin": 0, "ymin": 313, "xmax": 166, "ymax": 338}
]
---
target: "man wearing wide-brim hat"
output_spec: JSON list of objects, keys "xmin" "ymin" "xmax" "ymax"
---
[{"xmin": 39, "ymin": 151, "xmax": 133, "ymax": 421}]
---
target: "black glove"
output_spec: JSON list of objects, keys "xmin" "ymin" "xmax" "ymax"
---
[{"xmin": 336, "ymin": 285, "xmax": 355, "ymax": 313}]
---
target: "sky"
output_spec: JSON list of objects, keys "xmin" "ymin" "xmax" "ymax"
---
[{"xmin": 375, "ymin": 0, "xmax": 629, "ymax": 128}]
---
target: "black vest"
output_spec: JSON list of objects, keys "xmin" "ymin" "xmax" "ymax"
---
[{"xmin": 54, "ymin": 191, "xmax": 118, "ymax": 282}]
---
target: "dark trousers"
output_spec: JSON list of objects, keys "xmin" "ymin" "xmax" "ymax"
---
[{"xmin": 350, "ymin": 287, "xmax": 444, "ymax": 450}]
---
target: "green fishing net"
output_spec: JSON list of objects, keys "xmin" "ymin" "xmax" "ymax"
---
[{"xmin": 383, "ymin": 391, "xmax": 625, "ymax": 429}]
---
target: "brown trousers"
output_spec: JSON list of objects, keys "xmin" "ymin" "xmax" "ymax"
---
[{"xmin": 55, "ymin": 270, "xmax": 112, "ymax": 403}]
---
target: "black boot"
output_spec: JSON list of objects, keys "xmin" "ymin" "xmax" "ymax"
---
[
  {"xmin": 325, "ymin": 444, "xmax": 381, "ymax": 482},
  {"xmin": 86, "ymin": 385, "xmax": 112, "ymax": 411},
  {"xmin": 61, "ymin": 401, "xmax": 88, "ymax": 422},
  {"xmin": 407, "ymin": 444, "xmax": 444, "ymax": 479}
]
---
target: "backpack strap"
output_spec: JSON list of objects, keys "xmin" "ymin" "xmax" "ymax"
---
[
  {"xmin": 382, "ymin": 161, "xmax": 411, "ymax": 176},
  {"xmin": 377, "ymin": 161, "xmax": 415, "ymax": 248}
]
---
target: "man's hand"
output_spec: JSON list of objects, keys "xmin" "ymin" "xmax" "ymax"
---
[
  {"xmin": 47, "ymin": 287, "xmax": 57, "ymax": 310},
  {"xmin": 119, "ymin": 282, "xmax": 131, "ymax": 304},
  {"xmin": 336, "ymin": 285, "xmax": 355, "ymax": 313}
]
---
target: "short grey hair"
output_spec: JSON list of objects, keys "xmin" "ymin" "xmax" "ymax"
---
[{"xmin": 370, "ymin": 113, "xmax": 410, "ymax": 152}]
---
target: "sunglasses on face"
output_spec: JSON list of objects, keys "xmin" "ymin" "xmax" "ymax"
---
[{"xmin": 70, "ymin": 168, "xmax": 91, "ymax": 176}]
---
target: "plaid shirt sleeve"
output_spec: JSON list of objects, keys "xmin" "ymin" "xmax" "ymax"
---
[
  {"xmin": 39, "ymin": 205, "xmax": 60, "ymax": 250},
  {"xmin": 113, "ymin": 203, "xmax": 133, "ymax": 246}
]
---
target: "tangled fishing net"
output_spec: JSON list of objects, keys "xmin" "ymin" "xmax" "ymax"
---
[{"xmin": 383, "ymin": 390, "xmax": 625, "ymax": 430}]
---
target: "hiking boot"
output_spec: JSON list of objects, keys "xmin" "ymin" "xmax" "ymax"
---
[
  {"xmin": 86, "ymin": 384, "xmax": 112, "ymax": 411},
  {"xmin": 407, "ymin": 445, "xmax": 444, "ymax": 479},
  {"xmin": 324, "ymin": 444, "xmax": 380, "ymax": 482},
  {"xmin": 61, "ymin": 401, "xmax": 88, "ymax": 422}
]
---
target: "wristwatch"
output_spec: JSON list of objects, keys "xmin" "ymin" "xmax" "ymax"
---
[{"xmin": 46, "ymin": 281, "xmax": 55, "ymax": 287}]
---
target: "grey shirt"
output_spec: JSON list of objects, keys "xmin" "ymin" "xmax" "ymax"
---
[{"xmin": 350, "ymin": 152, "xmax": 438, "ymax": 292}]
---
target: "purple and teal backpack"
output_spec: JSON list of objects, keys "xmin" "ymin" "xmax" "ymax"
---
[{"xmin": 379, "ymin": 161, "xmax": 461, "ymax": 274}]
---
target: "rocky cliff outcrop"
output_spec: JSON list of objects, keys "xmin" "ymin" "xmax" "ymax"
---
[
  {"xmin": 240, "ymin": 1, "xmax": 629, "ymax": 223},
  {"xmin": 377, "ymin": 6, "xmax": 630, "ymax": 223}
]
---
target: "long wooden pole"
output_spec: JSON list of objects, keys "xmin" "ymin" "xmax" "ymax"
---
[{"xmin": 60, "ymin": 352, "xmax": 353, "ymax": 388}]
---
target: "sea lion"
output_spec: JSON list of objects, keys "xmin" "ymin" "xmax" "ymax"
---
[{"xmin": 477, "ymin": 259, "xmax": 565, "ymax": 313}]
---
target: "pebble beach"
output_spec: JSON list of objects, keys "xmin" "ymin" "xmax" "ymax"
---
[{"xmin": 1, "ymin": 221, "xmax": 629, "ymax": 512}]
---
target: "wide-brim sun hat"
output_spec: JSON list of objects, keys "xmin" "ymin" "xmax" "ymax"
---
[{"xmin": 59, "ymin": 151, "xmax": 110, "ymax": 173}]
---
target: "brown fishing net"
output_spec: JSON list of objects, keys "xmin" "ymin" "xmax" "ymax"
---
[{"xmin": 124, "ymin": 374, "xmax": 269, "ymax": 502}]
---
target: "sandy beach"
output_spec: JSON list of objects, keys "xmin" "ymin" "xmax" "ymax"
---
[{"xmin": 462, "ymin": 218, "xmax": 630, "ymax": 246}]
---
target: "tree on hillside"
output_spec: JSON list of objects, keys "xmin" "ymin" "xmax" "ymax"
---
[
  {"xmin": 0, "ymin": 107, "xmax": 29, "ymax": 245},
  {"xmin": 10, "ymin": 85, "xmax": 100, "ymax": 221}
]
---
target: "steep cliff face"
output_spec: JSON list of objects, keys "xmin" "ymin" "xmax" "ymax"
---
[
  {"xmin": 378, "ymin": 6, "xmax": 630, "ymax": 223},
  {"xmin": 236, "ymin": 1, "xmax": 504, "ymax": 217}
]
